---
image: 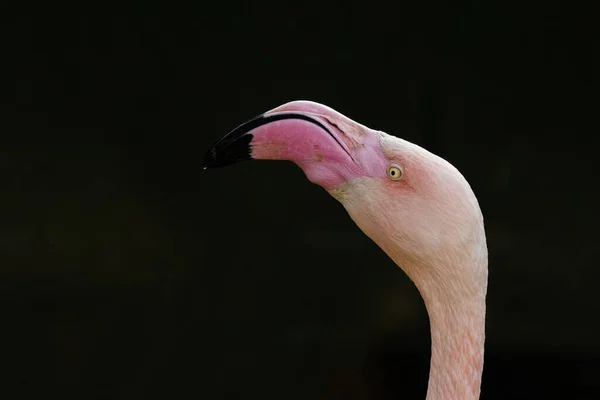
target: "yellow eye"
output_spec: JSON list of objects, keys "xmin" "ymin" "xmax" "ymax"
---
[{"xmin": 387, "ymin": 164, "xmax": 403, "ymax": 180}]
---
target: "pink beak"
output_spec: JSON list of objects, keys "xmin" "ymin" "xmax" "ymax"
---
[{"xmin": 204, "ymin": 101, "xmax": 386, "ymax": 189}]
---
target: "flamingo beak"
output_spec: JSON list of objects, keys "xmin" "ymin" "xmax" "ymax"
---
[
  {"xmin": 203, "ymin": 101, "xmax": 388, "ymax": 190},
  {"xmin": 203, "ymin": 111, "xmax": 351, "ymax": 169}
]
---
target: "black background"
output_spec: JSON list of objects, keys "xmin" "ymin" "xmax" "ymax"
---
[{"xmin": 1, "ymin": 1, "xmax": 597, "ymax": 399}]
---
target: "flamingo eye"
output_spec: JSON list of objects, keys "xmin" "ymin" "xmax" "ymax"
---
[{"xmin": 387, "ymin": 164, "xmax": 404, "ymax": 180}]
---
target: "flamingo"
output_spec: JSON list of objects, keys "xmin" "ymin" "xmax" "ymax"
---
[{"xmin": 203, "ymin": 101, "xmax": 488, "ymax": 400}]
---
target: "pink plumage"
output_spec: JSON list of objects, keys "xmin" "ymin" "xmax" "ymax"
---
[{"xmin": 204, "ymin": 101, "xmax": 488, "ymax": 400}]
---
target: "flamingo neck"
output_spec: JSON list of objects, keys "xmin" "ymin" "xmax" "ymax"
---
[
  {"xmin": 383, "ymin": 246, "xmax": 487, "ymax": 399},
  {"xmin": 423, "ymin": 292, "xmax": 486, "ymax": 400}
]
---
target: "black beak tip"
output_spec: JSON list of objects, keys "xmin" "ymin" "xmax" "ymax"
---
[
  {"xmin": 202, "ymin": 133, "xmax": 254, "ymax": 170},
  {"xmin": 202, "ymin": 146, "xmax": 219, "ymax": 170}
]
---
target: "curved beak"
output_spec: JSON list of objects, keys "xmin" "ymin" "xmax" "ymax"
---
[
  {"xmin": 203, "ymin": 101, "xmax": 383, "ymax": 190},
  {"xmin": 203, "ymin": 108, "xmax": 354, "ymax": 169}
]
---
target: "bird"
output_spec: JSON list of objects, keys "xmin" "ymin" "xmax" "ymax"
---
[{"xmin": 203, "ymin": 101, "xmax": 488, "ymax": 400}]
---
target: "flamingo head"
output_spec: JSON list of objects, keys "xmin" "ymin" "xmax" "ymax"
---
[{"xmin": 204, "ymin": 101, "xmax": 487, "ymax": 298}]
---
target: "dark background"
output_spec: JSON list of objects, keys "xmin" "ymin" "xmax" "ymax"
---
[{"xmin": 1, "ymin": 1, "xmax": 597, "ymax": 399}]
